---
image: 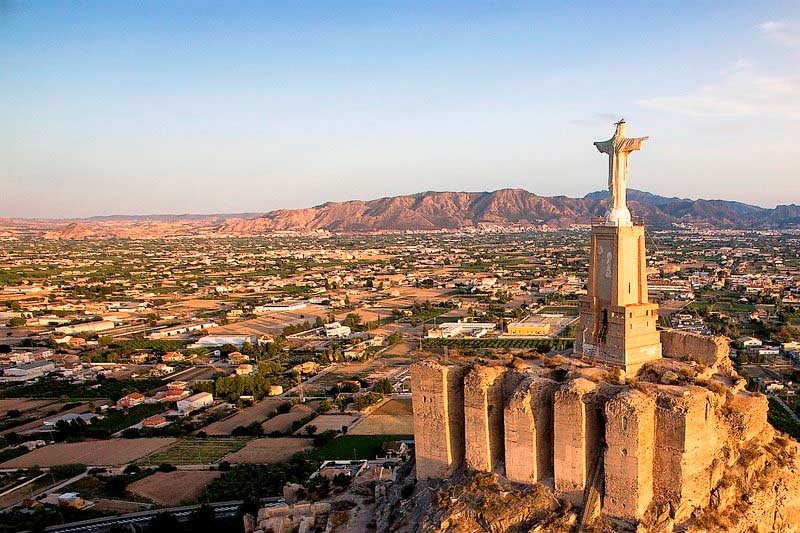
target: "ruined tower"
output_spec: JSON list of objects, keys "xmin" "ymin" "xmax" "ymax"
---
[{"xmin": 575, "ymin": 121, "xmax": 662, "ymax": 374}]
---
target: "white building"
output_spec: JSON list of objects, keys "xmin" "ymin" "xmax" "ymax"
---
[
  {"xmin": 177, "ymin": 392, "xmax": 214, "ymax": 415},
  {"xmin": 189, "ymin": 334, "xmax": 258, "ymax": 348},
  {"xmin": 738, "ymin": 337, "xmax": 763, "ymax": 348},
  {"xmin": 148, "ymin": 321, "xmax": 218, "ymax": 339},
  {"xmin": 429, "ymin": 319, "xmax": 496, "ymax": 339},
  {"xmin": 55, "ymin": 320, "xmax": 116, "ymax": 335},
  {"xmin": 324, "ymin": 322, "xmax": 351, "ymax": 338},
  {"xmin": 254, "ymin": 302, "xmax": 308, "ymax": 314},
  {"xmin": 1, "ymin": 361, "xmax": 56, "ymax": 381}
]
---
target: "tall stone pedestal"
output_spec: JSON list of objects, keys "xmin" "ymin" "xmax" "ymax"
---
[{"xmin": 576, "ymin": 223, "xmax": 662, "ymax": 374}]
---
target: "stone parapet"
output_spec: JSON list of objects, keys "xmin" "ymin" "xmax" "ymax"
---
[{"xmin": 660, "ymin": 329, "xmax": 732, "ymax": 374}]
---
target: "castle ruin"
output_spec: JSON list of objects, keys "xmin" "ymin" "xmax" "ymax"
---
[
  {"xmin": 410, "ymin": 333, "xmax": 774, "ymax": 527},
  {"xmin": 409, "ymin": 122, "xmax": 800, "ymax": 530}
]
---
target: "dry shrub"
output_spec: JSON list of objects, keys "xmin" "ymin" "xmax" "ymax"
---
[{"xmin": 330, "ymin": 510, "xmax": 350, "ymax": 530}]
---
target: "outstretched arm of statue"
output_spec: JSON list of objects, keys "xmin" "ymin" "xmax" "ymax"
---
[
  {"xmin": 594, "ymin": 140, "xmax": 613, "ymax": 154},
  {"xmin": 614, "ymin": 136, "xmax": 648, "ymax": 152}
]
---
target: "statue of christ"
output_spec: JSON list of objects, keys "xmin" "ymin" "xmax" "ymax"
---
[{"xmin": 593, "ymin": 119, "xmax": 648, "ymax": 226}]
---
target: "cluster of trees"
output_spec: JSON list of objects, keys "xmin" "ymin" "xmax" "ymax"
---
[
  {"xmin": 6, "ymin": 316, "xmax": 26, "ymax": 327},
  {"xmin": 49, "ymin": 463, "xmax": 86, "ymax": 478},
  {"xmin": 343, "ymin": 313, "xmax": 362, "ymax": 329},
  {"xmin": 211, "ymin": 362, "xmax": 287, "ymax": 402},
  {"xmin": 353, "ymin": 391, "xmax": 384, "ymax": 411},
  {"xmin": 767, "ymin": 397, "xmax": 800, "ymax": 440},
  {"xmin": 231, "ymin": 421, "xmax": 264, "ymax": 437},
  {"xmin": 206, "ymin": 451, "xmax": 320, "ymax": 502},
  {"xmin": 773, "ymin": 326, "xmax": 800, "ymax": 343},
  {"xmin": 91, "ymin": 403, "xmax": 167, "ymax": 438},
  {"xmin": 386, "ymin": 332, "xmax": 404, "ymax": 345},
  {"xmin": 282, "ymin": 319, "xmax": 323, "ymax": 337}
]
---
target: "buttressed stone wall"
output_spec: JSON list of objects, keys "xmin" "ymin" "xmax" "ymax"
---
[
  {"xmin": 653, "ymin": 386, "xmax": 720, "ymax": 518},
  {"xmin": 503, "ymin": 377, "xmax": 556, "ymax": 484},
  {"xmin": 411, "ymin": 357, "xmax": 776, "ymax": 527},
  {"xmin": 464, "ymin": 365, "xmax": 508, "ymax": 473},
  {"xmin": 410, "ymin": 361, "xmax": 466, "ymax": 480},
  {"xmin": 603, "ymin": 389, "xmax": 655, "ymax": 521},
  {"xmin": 553, "ymin": 378, "xmax": 601, "ymax": 504}
]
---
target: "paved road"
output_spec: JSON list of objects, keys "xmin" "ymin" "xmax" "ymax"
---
[
  {"xmin": 44, "ymin": 498, "xmax": 284, "ymax": 533},
  {"xmin": 41, "ymin": 472, "xmax": 89, "ymax": 497}
]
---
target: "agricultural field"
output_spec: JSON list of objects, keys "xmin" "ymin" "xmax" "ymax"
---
[
  {"xmin": 222, "ymin": 437, "xmax": 313, "ymax": 464},
  {"xmin": 142, "ymin": 437, "xmax": 249, "ymax": 466},
  {"xmin": 0, "ymin": 398, "xmax": 55, "ymax": 413},
  {"xmin": 0, "ymin": 398, "xmax": 61, "ymax": 434},
  {"xmin": 374, "ymin": 287, "xmax": 452, "ymax": 308},
  {"xmin": 262, "ymin": 402, "xmax": 318, "ymax": 434},
  {"xmin": 0, "ymin": 400, "xmax": 107, "ymax": 437},
  {"xmin": 0, "ymin": 472, "xmax": 60, "ymax": 509},
  {"xmin": 207, "ymin": 306, "xmax": 329, "ymax": 336},
  {"xmin": 315, "ymin": 434, "xmax": 412, "ymax": 460},
  {"xmin": 65, "ymin": 473, "xmax": 153, "ymax": 504},
  {"xmin": 201, "ymin": 397, "xmax": 284, "ymax": 435},
  {"xmin": 295, "ymin": 414, "xmax": 359, "ymax": 435},
  {"xmin": 1, "ymin": 377, "xmax": 164, "ymax": 400},
  {"xmin": 0, "ymin": 438, "xmax": 176, "ymax": 468},
  {"xmin": 127, "ymin": 470, "xmax": 222, "ymax": 506},
  {"xmin": 350, "ymin": 398, "xmax": 413, "ymax": 436},
  {"xmin": 537, "ymin": 305, "xmax": 580, "ymax": 316}
]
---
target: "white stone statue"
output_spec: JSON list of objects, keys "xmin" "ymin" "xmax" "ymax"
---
[{"xmin": 594, "ymin": 119, "xmax": 648, "ymax": 226}]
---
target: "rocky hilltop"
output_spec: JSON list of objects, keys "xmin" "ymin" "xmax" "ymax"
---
[
  {"xmin": 3, "ymin": 189, "xmax": 798, "ymax": 238},
  {"xmin": 395, "ymin": 330, "xmax": 800, "ymax": 533}
]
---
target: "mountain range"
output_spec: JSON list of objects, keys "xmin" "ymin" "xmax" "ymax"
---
[
  {"xmin": 2, "ymin": 189, "xmax": 798, "ymax": 238},
  {"xmin": 215, "ymin": 189, "xmax": 800, "ymax": 233}
]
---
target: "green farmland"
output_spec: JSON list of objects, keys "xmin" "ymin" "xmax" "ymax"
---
[{"xmin": 142, "ymin": 437, "xmax": 250, "ymax": 466}]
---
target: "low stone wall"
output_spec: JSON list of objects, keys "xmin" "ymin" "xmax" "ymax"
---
[{"xmin": 660, "ymin": 329, "xmax": 732, "ymax": 374}]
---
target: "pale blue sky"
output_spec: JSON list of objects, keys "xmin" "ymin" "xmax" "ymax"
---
[{"xmin": 1, "ymin": 1, "xmax": 798, "ymax": 218}]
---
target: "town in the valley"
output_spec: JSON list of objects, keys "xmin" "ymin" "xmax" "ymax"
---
[
  {"xmin": 2, "ymin": 124, "xmax": 800, "ymax": 531},
  {"xmin": 0, "ymin": 160, "xmax": 800, "ymax": 531}
]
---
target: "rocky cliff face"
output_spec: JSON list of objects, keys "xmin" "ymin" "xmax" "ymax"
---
[{"xmin": 399, "ymin": 331, "xmax": 800, "ymax": 533}]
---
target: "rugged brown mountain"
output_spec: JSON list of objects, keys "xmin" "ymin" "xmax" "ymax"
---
[
  {"xmin": 215, "ymin": 189, "xmax": 798, "ymax": 234},
  {"xmin": 3, "ymin": 189, "xmax": 797, "ymax": 238}
]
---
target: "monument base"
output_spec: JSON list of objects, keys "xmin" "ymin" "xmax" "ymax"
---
[
  {"xmin": 606, "ymin": 206, "xmax": 632, "ymax": 227},
  {"xmin": 575, "ymin": 223, "xmax": 662, "ymax": 375}
]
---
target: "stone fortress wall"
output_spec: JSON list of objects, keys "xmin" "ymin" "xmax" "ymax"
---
[{"xmin": 411, "ymin": 329, "xmax": 773, "ymax": 527}]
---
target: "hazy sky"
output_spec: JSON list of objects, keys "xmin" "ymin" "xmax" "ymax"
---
[{"xmin": 2, "ymin": 1, "xmax": 799, "ymax": 218}]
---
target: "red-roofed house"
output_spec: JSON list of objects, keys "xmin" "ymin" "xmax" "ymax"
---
[{"xmin": 117, "ymin": 392, "xmax": 145, "ymax": 409}]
